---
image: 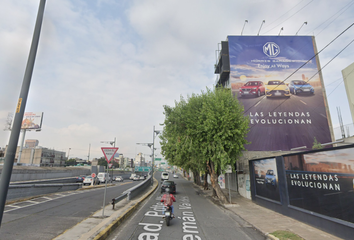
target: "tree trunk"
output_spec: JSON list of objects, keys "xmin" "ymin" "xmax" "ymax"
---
[
  {"xmin": 203, "ymin": 172, "xmax": 209, "ymax": 190},
  {"xmin": 207, "ymin": 160, "xmax": 229, "ymax": 204},
  {"xmin": 193, "ymin": 170, "xmax": 201, "ymax": 186}
]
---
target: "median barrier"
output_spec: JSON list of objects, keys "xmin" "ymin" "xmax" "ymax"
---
[{"xmin": 111, "ymin": 176, "xmax": 152, "ymax": 209}]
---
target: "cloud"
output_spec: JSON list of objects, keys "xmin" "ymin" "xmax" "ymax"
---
[{"xmin": 1, "ymin": 0, "xmax": 353, "ymax": 160}]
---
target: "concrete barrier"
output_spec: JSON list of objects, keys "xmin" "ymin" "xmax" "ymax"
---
[{"xmin": 6, "ymin": 183, "xmax": 82, "ymax": 201}]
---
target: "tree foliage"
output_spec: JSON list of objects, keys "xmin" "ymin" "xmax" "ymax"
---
[
  {"xmin": 160, "ymin": 87, "xmax": 249, "ymax": 203},
  {"xmin": 98, "ymin": 157, "xmax": 108, "ymax": 167},
  {"xmin": 65, "ymin": 159, "xmax": 76, "ymax": 166},
  {"xmin": 312, "ymin": 137, "xmax": 323, "ymax": 150}
]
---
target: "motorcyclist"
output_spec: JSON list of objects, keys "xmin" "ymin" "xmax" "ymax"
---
[{"xmin": 161, "ymin": 187, "xmax": 176, "ymax": 218}]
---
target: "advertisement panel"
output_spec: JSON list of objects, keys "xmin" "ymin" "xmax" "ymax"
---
[
  {"xmin": 252, "ymin": 158, "xmax": 280, "ymax": 202},
  {"xmin": 228, "ymin": 36, "xmax": 332, "ymax": 151},
  {"xmin": 21, "ymin": 112, "xmax": 43, "ymax": 129},
  {"xmin": 284, "ymin": 147, "xmax": 354, "ymax": 223}
]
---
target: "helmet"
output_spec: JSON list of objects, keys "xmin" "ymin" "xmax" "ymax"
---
[{"xmin": 165, "ymin": 188, "xmax": 170, "ymax": 193}]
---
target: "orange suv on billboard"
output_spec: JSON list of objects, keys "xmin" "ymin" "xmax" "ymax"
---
[{"xmin": 238, "ymin": 81, "xmax": 265, "ymax": 98}]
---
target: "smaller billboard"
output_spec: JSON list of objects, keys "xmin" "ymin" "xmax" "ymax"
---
[
  {"xmin": 284, "ymin": 147, "xmax": 354, "ymax": 224},
  {"xmin": 21, "ymin": 112, "xmax": 43, "ymax": 129},
  {"xmin": 252, "ymin": 158, "xmax": 280, "ymax": 202}
]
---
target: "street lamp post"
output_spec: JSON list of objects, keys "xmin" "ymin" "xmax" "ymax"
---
[{"xmin": 136, "ymin": 126, "xmax": 161, "ymax": 185}]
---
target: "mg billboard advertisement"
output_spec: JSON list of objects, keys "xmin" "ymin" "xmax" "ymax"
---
[
  {"xmin": 284, "ymin": 147, "xmax": 354, "ymax": 224},
  {"xmin": 252, "ymin": 158, "xmax": 280, "ymax": 202},
  {"xmin": 228, "ymin": 36, "xmax": 333, "ymax": 151}
]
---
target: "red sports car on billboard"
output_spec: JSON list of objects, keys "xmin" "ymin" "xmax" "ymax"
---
[{"xmin": 239, "ymin": 81, "xmax": 265, "ymax": 98}]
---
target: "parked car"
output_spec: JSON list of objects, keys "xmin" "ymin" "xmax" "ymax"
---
[
  {"xmin": 76, "ymin": 175, "xmax": 85, "ymax": 183},
  {"xmin": 161, "ymin": 172, "xmax": 169, "ymax": 181},
  {"xmin": 161, "ymin": 180, "xmax": 176, "ymax": 194},
  {"xmin": 265, "ymin": 169, "xmax": 277, "ymax": 188},
  {"xmin": 239, "ymin": 81, "xmax": 265, "ymax": 98},
  {"xmin": 83, "ymin": 176, "xmax": 99, "ymax": 186},
  {"xmin": 173, "ymin": 174, "xmax": 179, "ymax": 178},
  {"xmin": 265, "ymin": 80, "xmax": 290, "ymax": 98},
  {"xmin": 115, "ymin": 176, "xmax": 124, "ymax": 182},
  {"xmin": 289, "ymin": 80, "xmax": 314, "ymax": 95}
]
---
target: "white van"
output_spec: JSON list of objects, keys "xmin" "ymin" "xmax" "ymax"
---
[
  {"xmin": 97, "ymin": 172, "xmax": 110, "ymax": 183},
  {"xmin": 161, "ymin": 172, "xmax": 169, "ymax": 181},
  {"xmin": 130, "ymin": 173, "xmax": 137, "ymax": 180}
]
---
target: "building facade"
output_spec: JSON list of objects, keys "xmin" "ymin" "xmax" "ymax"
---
[
  {"xmin": 342, "ymin": 62, "xmax": 354, "ymax": 124},
  {"xmin": 4, "ymin": 146, "xmax": 66, "ymax": 167}
]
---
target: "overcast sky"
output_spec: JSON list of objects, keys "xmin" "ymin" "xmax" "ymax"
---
[{"xmin": 1, "ymin": 0, "xmax": 354, "ymax": 160}]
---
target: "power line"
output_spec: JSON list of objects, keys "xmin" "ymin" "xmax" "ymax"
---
[
  {"xmin": 327, "ymin": 63, "xmax": 354, "ymax": 97},
  {"xmin": 263, "ymin": 0, "xmax": 314, "ymax": 34},
  {"xmin": 306, "ymin": 0, "xmax": 354, "ymax": 35},
  {"xmin": 242, "ymin": 24, "xmax": 354, "ymax": 131}
]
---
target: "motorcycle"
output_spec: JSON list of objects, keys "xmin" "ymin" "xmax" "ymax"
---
[{"xmin": 164, "ymin": 205, "xmax": 173, "ymax": 226}]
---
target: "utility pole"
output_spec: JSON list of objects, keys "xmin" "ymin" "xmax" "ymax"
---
[{"xmin": 0, "ymin": 0, "xmax": 46, "ymax": 226}]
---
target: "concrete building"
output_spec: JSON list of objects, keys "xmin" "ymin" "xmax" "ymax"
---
[
  {"xmin": 25, "ymin": 139, "xmax": 39, "ymax": 148},
  {"xmin": 342, "ymin": 62, "xmax": 354, "ymax": 124},
  {"xmin": 135, "ymin": 153, "xmax": 145, "ymax": 167},
  {"xmin": 4, "ymin": 146, "xmax": 66, "ymax": 167}
]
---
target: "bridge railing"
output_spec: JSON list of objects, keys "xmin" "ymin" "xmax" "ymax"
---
[{"xmin": 111, "ymin": 175, "xmax": 151, "ymax": 209}]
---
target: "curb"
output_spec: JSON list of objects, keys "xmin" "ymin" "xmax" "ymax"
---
[
  {"xmin": 266, "ymin": 234, "xmax": 279, "ymax": 240},
  {"xmin": 93, "ymin": 179, "xmax": 159, "ymax": 240}
]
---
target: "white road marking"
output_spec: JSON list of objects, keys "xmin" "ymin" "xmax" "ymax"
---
[{"xmin": 300, "ymin": 100, "xmax": 307, "ymax": 105}]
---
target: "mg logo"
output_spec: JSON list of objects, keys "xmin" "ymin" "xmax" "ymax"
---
[{"xmin": 263, "ymin": 42, "xmax": 280, "ymax": 57}]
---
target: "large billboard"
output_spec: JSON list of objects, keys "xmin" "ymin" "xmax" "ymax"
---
[
  {"xmin": 228, "ymin": 36, "xmax": 333, "ymax": 151},
  {"xmin": 284, "ymin": 147, "xmax": 354, "ymax": 223},
  {"xmin": 21, "ymin": 112, "xmax": 43, "ymax": 130}
]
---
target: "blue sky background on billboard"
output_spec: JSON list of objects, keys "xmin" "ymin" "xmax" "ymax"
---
[{"xmin": 1, "ymin": 0, "xmax": 354, "ymax": 159}]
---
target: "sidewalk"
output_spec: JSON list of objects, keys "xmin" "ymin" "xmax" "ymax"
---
[
  {"xmin": 53, "ymin": 180, "xmax": 159, "ymax": 240},
  {"xmin": 54, "ymin": 178, "xmax": 343, "ymax": 240},
  {"xmin": 195, "ymin": 185, "xmax": 343, "ymax": 240}
]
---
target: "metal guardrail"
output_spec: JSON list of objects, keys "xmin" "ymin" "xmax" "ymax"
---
[{"xmin": 111, "ymin": 175, "xmax": 152, "ymax": 209}]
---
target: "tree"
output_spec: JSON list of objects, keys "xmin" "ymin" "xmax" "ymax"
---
[
  {"xmin": 98, "ymin": 157, "xmax": 108, "ymax": 167},
  {"xmin": 161, "ymin": 87, "xmax": 249, "ymax": 203},
  {"xmin": 65, "ymin": 159, "xmax": 76, "ymax": 166}
]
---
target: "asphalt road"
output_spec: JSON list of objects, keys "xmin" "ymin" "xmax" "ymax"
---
[
  {"xmin": 0, "ymin": 180, "xmax": 140, "ymax": 240},
  {"xmin": 106, "ymin": 173, "xmax": 265, "ymax": 240}
]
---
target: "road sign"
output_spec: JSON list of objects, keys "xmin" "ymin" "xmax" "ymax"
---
[
  {"xmin": 101, "ymin": 147, "xmax": 118, "ymax": 163},
  {"xmin": 91, "ymin": 173, "xmax": 96, "ymax": 178},
  {"xmin": 155, "ymin": 158, "xmax": 162, "ymax": 161},
  {"xmin": 134, "ymin": 166, "xmax": 151, "ymax": 172}
]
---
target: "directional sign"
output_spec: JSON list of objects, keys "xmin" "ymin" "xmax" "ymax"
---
[
  {"xmin": 134, "ymin": 166, "xmax": 151, "ymax": 172},
  {"xmin": 101, "ymin": 147, "xmax": 118, "ymax": 163},
  {"xmin": 155, "ymin": 158, "xmax": 162, "ymax": 161}
]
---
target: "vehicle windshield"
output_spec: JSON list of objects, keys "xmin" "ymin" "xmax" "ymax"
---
[
  {"xmin": 293, "ymin": 81, "xmax": 307, "ymax": 85},
  {"xmin": 245, "ymin": 82, "xmax": 259, "ymax": 86},
  {"xmin": 266, "ymin": 170, "xmax": 274, "ymax": 175},
  {"xmin": 267, "ymin": 81, "xmax": 284, "ymax": 85}
]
